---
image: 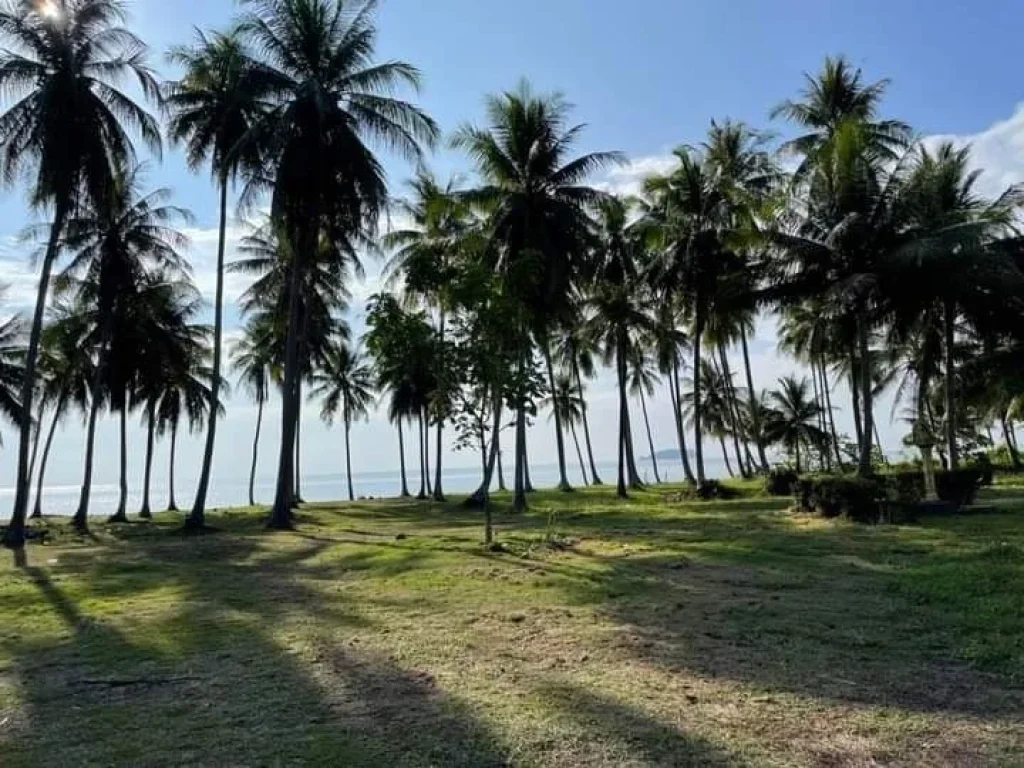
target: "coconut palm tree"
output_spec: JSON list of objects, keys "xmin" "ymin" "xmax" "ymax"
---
[
  {"xmin": 166, "ymin": 27, "xmax": 271, "ymax": 529},
  {"xmin": 553, "ymin": 323, "xmax": 603, "ymax": 485},
  {"xmin": 311, "ymin": 339, "xmax": 375, "ymax": 502},
  {"xmin": 55, "ymin": 166, "xmax": 191, "ymax": 529},
  {"xmin": 764, "ymin": 375, "xmax": 828, "ymax": 474},
  {"xmin": 453, "ymin": 80, "xmax": 621, "ymax": 506},
  {"xmin": 0, "ymin": 0, "xmax": 162, "ymax": 547},
  {"xmin": 648, "ymin": 294, "xmax": 696, "ymax": 484},
  {"xmin": 544, "ymin": 372, "xmax": 589, "ymax": 485},
  {"xmin": 236, "ymin": 0, "xmax": 437, "ymax": 529},
  {"xmin": 0, "ymin": 298, "xmax": 25, "ymax": 441},
  {"xmin": 681, "ymin": 362, "xmax": 738, "ymax": 478},
  {"xmin": 232, "ymin": 316, "xmax": 276, "ymax": 507}
]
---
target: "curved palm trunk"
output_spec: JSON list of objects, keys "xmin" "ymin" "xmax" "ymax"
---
[
  {"xmin": 466, "ymin": 395, "xmax": 503, "ymax": 508},
  {"xmin": 943, "ymin": 298, "xmax": 959, "ymax": 469},
  {"xmin": 74, "ymin": 376, "xmax": 105, "ymax": 532},
  {"xmin": 671, "ymin": 354, "xmax": 697, "ymax": 484},
  {"xmin": 523, "ymin": 433, "xmax": 536, "ymax": 492},
  {"xmin": 740, "ymin": 328, "xmax": 770, "ymax": 473},
  {"xmin": 32, "ymin": 395, "xmax": 66, "ymax": 519},
  {"xmin": 570, "ymin": 421, "xmax": 588, "ymax": 485},
  {"xmin": 168, "ymin": 421, "xmax": 180, "ymax": 512},
  {"xmin": 110, "ymin": 405, "xmax": 129, "ymax": 523},
  {"xmin": 27, "ymin": 405, "xmax": 45, "ymax": 505},
  {"xmin": 857, "ymin": 311, "xmax": 875, "ymax": 477},
  {"xmin": 820, "ymin": 359, "xmax": 843, "ymax": 470},
  {"xmin": 813, "ymin": 359, "xmax": 832, "ymax": 472},
  {"xmin": 615, "ymin": 343, "xmax": 629, "ymax": 499},
  {"xmin": 718, "ymin": 344, "xmax": 749, "ymax": 478},
  {"xmin": 542, "ymin": 337, "xmax": 572, "ymax": 491},
  {"xmin": 849, "ymin": 345, "xmax": 864, "ymax": 452},
  {"xmin": 6, "ymin": 198, "xmax": 70, "ymax": 549},
  {"xmin": 345, "ymin": 419, "xmax": 354, "ymax": 502},
  {"xmin": 140, "ymin": 403, "xmax": 156, "ymax": 519},
  {"xmin": 720, "ymin": 436, "xmax": 735, "ymax": 478},
  {"xmin": 638, "ymin": 387, "xmax": 661, "ymax": 483},
  {"xmin": 249, "ymin": 396, "xmax": 264, "ymax": 507},
  {"xmin": 397, "ymin": 419, "xmax": 410, "ymax": 498},
  {"xmin": 187, "ymin": 178, "xmax": 229, "ymax": 529},
  {"xmin": 575, "ymin": 359, "xmax": 602, "ymax": 485},
  {"xmin": 692, "ymin": 312, "xmax": 706, "ymax": 485}
]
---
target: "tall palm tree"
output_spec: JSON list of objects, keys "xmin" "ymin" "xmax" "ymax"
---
[
  {"xmin": 236, "ymin": 0, "xmax": 437, "ymax": 529},
  {"xmin": 0, "ymin": 297, "xmax": 25, "ymax": 442},
  {"xmin": 0, "ymin": 0, "xmax": 161, "ymax": 548},
  {"xmin": 453, "ymin": 80, "xmax": 621, "ymax": 507},
  {"xmin": 311, "ymin": 339, "xmax": 374, "ymax": 502},
  {"xmin": 383, "ymin": 170, "xmax": 470, "ymax": 502},
  {"xmin": 166, "ymin": 28, "xmax": 270, "ymax": 530},
  {"xmin": 232, "ymin": 316, "xmax": 275, "ymax": 507},
  {"xmin": 649, "ymin": 294, "xmax": 696, "ymax": 484},
  {"xmin": 553, "ymin": 323, "xmax": 603, "ymax": 485},
  {"xmin": 681, "ymin": 362, "xmax": 738, "ymax": 478},
  {"xmin": 764, "ymin": 375, "xmax": 828, "ymax": 474},
  {"xmin": 56, "ymin": 167, "xmax": 191, "ymax": 530}
]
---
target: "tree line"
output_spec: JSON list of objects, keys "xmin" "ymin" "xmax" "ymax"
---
[{"xmin": 2, "ymin": 0, "xmax": 1024, "ymax": 548}]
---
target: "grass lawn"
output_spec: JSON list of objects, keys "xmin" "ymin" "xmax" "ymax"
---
[{"xmin": 1, "ymin": 482, "xmax": 1022, "ymax": 766}]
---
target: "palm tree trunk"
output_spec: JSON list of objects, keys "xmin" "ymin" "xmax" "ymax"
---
[
  {"xmin": 74, "ymin": 370, "xmax": 107, "ymax": 532},
  {"xmin": 415, "ymin": 412, "xmax": 426, "ymax": 499},
  {"xmin": 943, "ymin": 298, "xmax": 959, "ymax": 469},
  {"xmin": 513, "ymin": 402, "xmax": 527, "ymax": 511},
  {"xmin": 820, "ymin": 359, "xmax": 843, "ymax": 470},
  {"xmin": 187, "ymin": 177, "xmax": 229, "ymax": 529},
  {"xmin": 168, "ymin": 421, "xmax": 180, "ymax": 512},
  {"xmin": 467, "ymin": 394, "xmax": 504, "ymax": 508},
  {"xmin": 809, "ymin": 355, "xmax": 827, "ymax": 472},
  {"xmin": 719, "ymin": 344, "xmax": 749, "ymax": 478},
  {"xmin": 397, "ymin": 419, "xmax": 410, "ymax": 498},
  {"xmin": 720, "ymin": 436, "xmax": 735, "ymax": 478},
  {"xmin": 542, "ymin": 336, "xmax": 572, "ymax": 491},
  {"xmin": 1002, "ymin": 413, "xmax": 1022, "ymax": 469},
  {"xmin": 248, "ymin": 396, "xmax": 264, "ymax": 507},
  {"xmin": 268, "ymin": 242, "xmax": 304, "ymax": 530},
  {"xmin": 815, "ymin": 359, "xmax": 833, "ymax": 472},
  {"xmin": 293, "ymin": 388, "xmax": 303, "ymax": 505},
  {"xmin": 857, "ymin": 311, "xmax": 874, "ymax": 477},
  {"xmin": 638, "ymin": 387, "xmax": 661, "ymax": 483},
  {"xmin": 623, "ymin": 384, "xmax": 643, "ymax": 488},
  {"xmin": 32, "ymin": 394, "xmax": 66, "ymax": 520},
  {"xmin": 27, "ymin": 404, "xmax": 45, "ymax": 505},
  {"xmin": 849, "ymin": 344, "xmax": 864, "ymax": 452},
  {"xmin": 575, "ymin": 358, "xmax": 603, "ymax": 485},
  {"xmin": 874, "ymin": 423, "xmax": 889, "ymax": 468},
  {"xmin": 496, "ymin": 423, "xmax": 507, "ymax": 491},
  {"xmin": 423, "ymin": 406, "xmax": 433, "ymax": 497},
  {"xmin": 794, "ymin": 441, "xmax": 802, "ymax": 475},
  {"xmin": 345, "ymin": 419, "xmax": 354, "ymax": 502},
  {"xmin": 523, "ymin": 434, "xmax": 536, "ymax": 492},
  {"xmin": 671, "ymin": 354, "xmax": 696, "ymax": 484},
  {"xmin": 570, "ymin": 421, "xmax": 588, "ymax": 485},
  {"xmin": 6, "ymin": 196, "xmax": 70, "ymax": 549},
  {"xmin": 431, "ymin": 417, "xmax": 445, "ymax": 501},
  {"xmin": 693, "ymin": 311, "xmax": 706, "ymax": 485},
  {"xmin": 140, "ymin": 403, "xmax": 156, "ymax": 519},
  {"xmin": 110, "ymin": 404, "xmax": 128, "ymax": 522},
  {"xmin": 740, "ymin": 328, "xmax": 770, "ymax": 472},
  {"xmin": 616, "ymin": 343, "xmax": 629, "ymax": 499}
]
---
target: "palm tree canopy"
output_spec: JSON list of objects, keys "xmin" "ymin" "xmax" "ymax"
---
[{"xmin": 311, "ymin": 338, "xmax": 374, "ymax": 426}]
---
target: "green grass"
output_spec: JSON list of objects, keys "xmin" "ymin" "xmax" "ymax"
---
[{"xmin": 1, "ymin": 482, "xmax": 1022, "ymax": 766}]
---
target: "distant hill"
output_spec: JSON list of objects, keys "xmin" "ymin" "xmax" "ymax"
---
[{"xmin": 647, "ymin": 449, "xmax": 691, "ymax": 461}]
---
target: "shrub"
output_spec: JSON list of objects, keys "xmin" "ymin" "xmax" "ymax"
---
[
  {"xmin": 886, "ymin": 468, "xmax": 984, "ymax": 507},
  {"xmin": 764, "ymin": 469, "xmax": 799, "ymax": 497},
  {"xmin": 794, "ymin": 475, "xmax": 888, "ymax": 523},
  {"xmin": 666, "ymin": 479, "xmax": 740, "ymax": 503}
]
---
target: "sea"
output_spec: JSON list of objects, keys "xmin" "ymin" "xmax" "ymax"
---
[{"xmin": 1, "ymin": 457, "xmax": 728, "ymax": 518}]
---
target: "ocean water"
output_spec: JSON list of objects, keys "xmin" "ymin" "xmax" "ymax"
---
[{"xmin": 2, "ymin": 457, "xmax": 728, "ymax": 518}]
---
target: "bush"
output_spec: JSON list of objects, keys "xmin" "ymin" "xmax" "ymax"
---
[
  {"xmin": 794, "ymin": 475, "xmax": 888, "ymax": 523},
  {"xmin": 764, "ymin": 469, "xmax": 799, "ymax": 497},
  {"xmin": 666, "ymin": 479, "xmax": 740, "ymax": 503},
  {"xmin": 886, "ymin": 468, "xmax": 984, "ymax": 507}
]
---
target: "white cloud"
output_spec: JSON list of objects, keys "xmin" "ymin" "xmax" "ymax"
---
[
  {"xmin": 923, "ymin": 103, "xmax": 1024, "ymax": 198},
  {"xmin": 597, "ymin": 153, "xmax": 676, "ymax": 197}
]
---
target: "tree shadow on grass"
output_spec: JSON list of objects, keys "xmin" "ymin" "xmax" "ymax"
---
[
  {"xmin": 538, "ymin": 681, "xmax": 747, "ymax": 767},
  {"xmin": 2, "ymin": 543, "xmax": 510, "ymax": 767},
  {"xmin": 539, "ymin": 523, "xmax": 1024, "ymax": 722}
]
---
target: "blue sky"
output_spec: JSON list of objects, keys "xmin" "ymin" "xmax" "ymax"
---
[{"xmin": 3, "ymin": 0, "xmax": 1024, "ymax": 506}]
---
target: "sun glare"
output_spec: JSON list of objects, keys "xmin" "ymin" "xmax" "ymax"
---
[{"xmin": 37, "ymin": 0, "xmax": 61, "ymax": 21}]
